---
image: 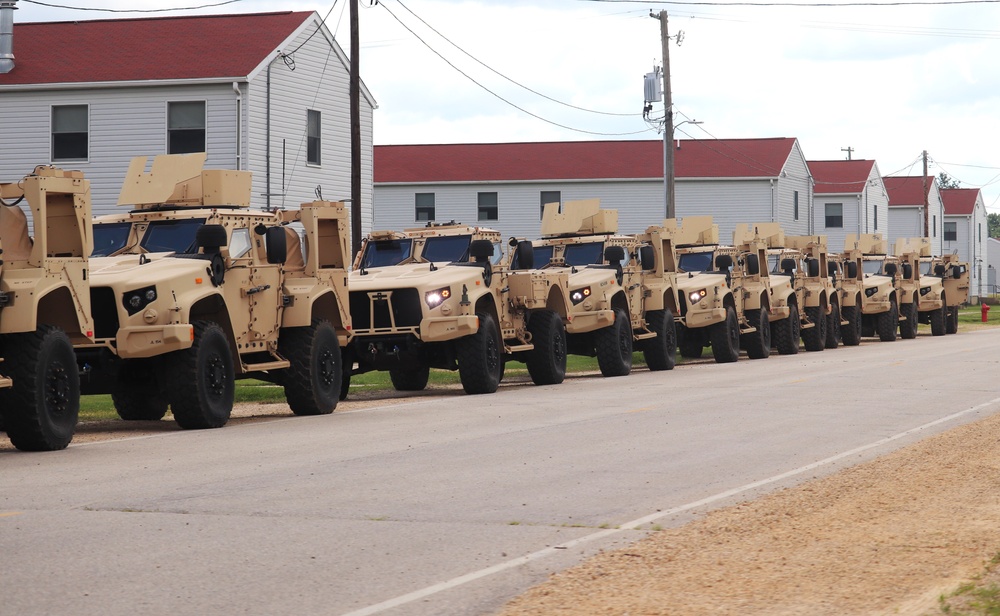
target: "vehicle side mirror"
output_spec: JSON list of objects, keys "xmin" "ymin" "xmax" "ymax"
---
[
  {"xmin": 604, "ymin": 245, "xmax": 626, "ymax": 264},
  {"xmin": 806, "ymin": 259, "xmax": 820, "ymax": 277},
  {"xmin": 780, "ymin": 258, "xmax": 796, "ymax": 273},
  {"xmin": 197, "ymin": 224, "xmax": 228, "ymax": 254},
  {"xmin": 902, "ymin": 263, "xmax": 913, "ymax": 279},
  {"xmin": 638, "ymin": 245, "xmax": 655, "ymax": 271},
  {"xmin": 514, "ymin": 241, "xmax": 534, "ymax": 270},
  {"xmin": 828, "ymin": 262, "xmax": 838, "ymax": 277},
  {"xmin": 265, "ymin": 226, "xmax": 287, "ymax": 265},
  {"xmin": 469, "ymin": 239, "xmax": 494, "ymax": 263},
  {"xmin": 715, "ymin": 254, "xmax": 734, "ymax": 271},
  {"xmin": 846, "ymin": 262, "xmax": 858, "ymax": 278},
  {"xmin": 953, "ymin": 266, "xmax": 963, "ymax": 279},
  {"xmin": 934, "ymin": 264, "xmax": 946, "ymax": 276},
  {"xmin": 884, "ymin": 263, "xmax": 898, "ymax": 277}
]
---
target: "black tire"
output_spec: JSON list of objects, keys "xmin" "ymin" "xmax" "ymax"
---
[
  {"xmin": 930, "ymin": 304, "xmax": 946, "ymax": 336},
  {"xmin": 678, "ymin": 328, "xmax": 703, "ymax": 359},
  {"xmin": 525, "ymin": 310, "xmax": 567, "ymax": 385},
  {"xmin": 595, "ymin": 308, "xmax": 632, "ymax": 377},
  {"xmin": 456, "ymin": 312, "xmax": 503, "ymax": 394},
  {"xmin": 841, "ymin": 304, "xmax": 861, "ymax": 346},
  {"xmin": 643, "ymin": 308, "xmax": 677, "ymax": 371},
  {"xmin": 339, "ymin": 346, "xmax": 353, "ymax": 401},
  {"xmin": 741, "ymin": 308, "xmax": 771, "ymax": 360},
  {"xmin": 946, "ymin": 307, "xmax": 959, "ymax": 334},
  {"xmin": 710, "ymin": 305, "xmax": 740, "ymax": 363},
  {"xmin": 280, "ymin": 320, "xmax": 342, "ymax": 415},
  {"xmin": 899, "ymin": 299, "xmax": 918, "ymax": 339},
  {"xmin": 389, "ymin": 365, "xmax": 430, "ymax": 391},
  {"xmin": 801, "ymin": 305, "xmax": 827, "ymax": 352},
  {"xmin": 112, "ymin": 360, "xmax": 168, "ymax": 421},
  {"xmin": 166, "ymin": 321, "xmax": 235, "ymax": 429},
  {"xmin": 877, "ymin": 300, "xmax": 898, "ymax": 342},
  {"xmin": 825, "ymin": 302, "xmax": 841, "ymax": 349},
  {"xmin": 0, "ymin": 326, "xmax": 79, "ymax": 451},
  {"xmin": 773, "ymin": 304, "xmax": 801, "ymax": 355}
]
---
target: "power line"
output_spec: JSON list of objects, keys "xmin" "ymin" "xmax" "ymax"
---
[
  {"xmin": 378, "ymin": 1, "xmax": 654, "ymax": 137},
  {"xmin": 21, "ymin": 0, "xmax": 243, "ymax": 12},
  {"xmin": 580, "ymin": 0, "xmax": 1000, "ymax": 6}
]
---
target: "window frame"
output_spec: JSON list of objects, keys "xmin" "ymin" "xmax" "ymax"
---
[
  {"xmin": 415, "ymin": 193, "xmax": 435, "ymax": 222},
  {"xmin": 306, "ymin": 109, "xmax": 322, "ymax": 166},
  {"xmin": 540, "ymin": 190, "xmax": 561, "ymax": 220},
  {"xmin": 51, "ymin": 104, "xmax": 90, "ymax": 162},
  {"xmin": 824, "ymin": 203, "xmax": 843, "ymax": 229},
  {"xmin": 943, "ymin": 221, "xmax": 957, "ymax": 242},
  {"xmin": 166, "ymin": 100, "xmax": 207, "ymax": 155},
  {"xmin": 478, "ymin": 191, "xmax": 499, "ymax": 221}
]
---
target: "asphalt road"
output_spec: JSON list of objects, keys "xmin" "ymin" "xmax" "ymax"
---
[{"xmin": 3, "ymin": 328, "xmax": 999, "ymax": 616}]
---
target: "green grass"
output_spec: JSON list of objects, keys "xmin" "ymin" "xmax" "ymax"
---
[{"xmin": 937, "ymin": 553, "xmax": 1000, "ymax": 615}]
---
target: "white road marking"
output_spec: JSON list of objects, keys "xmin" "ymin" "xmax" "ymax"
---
[{"xmin": 341, "ymin": 394, "xmax": 1000, "ymax": 616}]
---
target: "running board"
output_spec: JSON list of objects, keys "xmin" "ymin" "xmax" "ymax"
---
[{"xmin": 242, "ymin": 359, "xmax": 291, "ymax": 372}]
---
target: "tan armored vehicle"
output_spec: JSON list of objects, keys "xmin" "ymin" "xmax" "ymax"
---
[
  {"xmin": 892, "ymin": 238, "xmax": 969, "ymax": 336},
  {"xmin": 935, "ymin": 254, "xmax": 970, "ymax": 334},
  {"xmin": 755, "ymin": 230, "xmax": 839, "ymax": 352},
  {"xmin": 347, "ymin": 222, "xmax": 570, "ymax": 395},
  {"xmin": 836, "ymin": 233, "xmax": 899, "ymax": 344},
  {"xmin": 81, "ymin": 153, "xmax": 350, "ymax": 429},
  {"xmin": 0, "ymin": 165, "xmax": 94, "ymax": 451},
  {"xmin": 673, "ymin": 217, "xmax": 772, "ymax": 363},
  {"xmin": 527, "ymin": 200, "xmax": 679, "ymax": 376}
]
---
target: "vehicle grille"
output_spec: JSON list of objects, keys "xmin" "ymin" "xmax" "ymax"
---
[
  {"xmin": 349, "ymin": 288, "xmax": 422, "ymax": 331},
  {"xmin": 90, "ymin": 287, "xmax": 120, "ymax": 339}
]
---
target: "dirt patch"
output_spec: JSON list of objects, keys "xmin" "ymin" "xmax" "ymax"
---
[{"xmin": 499, "ymin": 407, "xmax": 1000, "ymax": 616}]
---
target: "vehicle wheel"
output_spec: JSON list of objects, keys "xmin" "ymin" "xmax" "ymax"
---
[
  {"xmin": 457, "ymin": 312, "xmax": 503, "ymax": 394},
  {"xmin": 643, "ymin": 308, "xmax": 677, "ymax": 371},
  {"xmin": 841, "ymin": 305, "xmax": 861, "ymax": 346},
  {"xmin": 389, "ymin": 365, "xmax": 429, "ymax": 391},
  {"xmin": 678, "ymin": 328, "xmax": 703, "ymax": 359},
  {"xmin": 930, "ymin": 305, "xmax": 946, "ymax": 336},
  {"xmin": 740, "ymin": 308, "xmax": 771, "ymax": 360},
  {"xmin": 339, "ymin": 346, "xmax": 354, "ymax": 400},
  {"xmin": 877, "ymin": 300, "xmax": 898, "ymax": 342},
  {"xmin": 899, "ymin": 299, "xmax": 918, "ymax": 339},
  {"xmin": 166, "ymin": 321, "xmax": 235, "ymax": 429},
  {"xmin": 710, "ymin": 305, "xmax": 740, "ymax": 363},
  {"xmin": 946, "ymin": 307, "xmax": 959, "ymax": 334},
  {"xmin": 0, "ymin": 326, "xmax": 79, "ymax": 451},
  {"xmin": 801, "ymin": 305, "xmax": 827, "ymax": 352},
  {"xmin": 596, "ymin": 308, "xmax": 633, "ymax": 377},
  {"xmin": 525, "ymin": 310, "xmax": 567, "ymax": 385},
  {"xmin": 825, "ymin": 302, "xmax": 841, "ymax": 349},
  {"xmin": 112, "ymin": 360, "xmax": 168, "ymax": 421},
  {"xmin": 280, "ymin": 320, "xmax": 342, "ymax": 415},
  {"xmin": 773, "ymin": 304, "xmax": 801, "ymax": 355}
]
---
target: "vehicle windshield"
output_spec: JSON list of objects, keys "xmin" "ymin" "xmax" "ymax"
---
[
  {"xmin": 140, "ymin": 218, "xmax": 206, "ymax": 254},
  {"xmin": 862, "ymin": 259, "xmax": 885, "ymax": 275},
  {"xmin": 767, "ymin": 254, "xmax": 780, "ymax": 273},
  {"xmin": 921, "ymin": 260, "xmax": 936, "ymax": 276},
  {"xmin": 422, "ymin": 235, "xmax": 472, "ymax": 263},
  {"xmin": 563, "ymin": 242, "xmax": 604, "ymax": 266},
  {"xmin": 359, "ymin": 238, "xmax": 413, "ymax": 268},
  {"xmin": 677, "ymin": 251, "xmax": 714, "ymax": 273},
  {"xmin": 92, "ymin": 222, "xmax": 132, "ymax": 256},
  {"xmin": 532, "ymin": 245, "xmax": 555, "ymax": 267}
]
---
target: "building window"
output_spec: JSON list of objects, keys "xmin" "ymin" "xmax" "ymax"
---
[
  {"xmin": 933, "ymin": 215, "xmax": 937, "ymax": 237},
  {"xmin": 825, "ymin": 203, "xmax": 843, "ymax": 228},
  {"xmin": 307, "ymin": 110, "xmax": 321, "ymax": 165},
  {"xmin": 944, "ymin": 221, "xmax": 957, "ymax": 242},
  {"xmin": 540, "ymin": 191, "xmax": 561, "ymax": 220},
  {"xmin": 51, "ymin": 105, "xmax": 88, "ymax": 161},
  {"xmin": 415, "ymin": 193, "xmax": 435, "ymax": 221},
  {"xmin": 478, "ymin": 192, "xmax": 498, "ymax": 221},
  {"xmin": 793, "ymin": 191, "xmax": 799, "ymax": 221},
  {"xmin": 979, "ymin": 223, "xmax": 982, "ymax": 243},
  {"xmin": 168, "ymin": 101, "xmax": 206, "ymax": 154},
  {"xmin": 874, "ymin": 205, "xmax": 878, "ymax": 230}
]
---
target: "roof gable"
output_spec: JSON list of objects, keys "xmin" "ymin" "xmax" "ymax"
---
[
  {"xmin": 883, "ymin": 175, "xmax": 934, "ymax": 207},
  {"xmin": 0, "ymin": 11, "xmax": 312, "ymax": 85},
  {"xmin": 373, "ymin": 138, "xmax": 799, "ymax": 184},
  {"xmin": 940, "ymin": 188, "xmax": 980, "ymax": 216},
  {"xmin": 809, "ymin": 159, "xmax": 876, "ymax": 195}
]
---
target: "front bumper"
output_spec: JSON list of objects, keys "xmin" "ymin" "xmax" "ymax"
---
[
  {"xmin": 116, "ymin": 324, "xmax": 195, "ymax": 358},
  {"xmin": 566, "ymin": 309, "xmax": 615, "ymax": 334}
]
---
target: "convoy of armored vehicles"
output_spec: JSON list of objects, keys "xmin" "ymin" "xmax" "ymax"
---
[{"xmin": 0, "ymin": 156, "xmax": 978, "ymax": 451}]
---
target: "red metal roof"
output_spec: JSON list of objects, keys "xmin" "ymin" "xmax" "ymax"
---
[
  {"xmin": 884, "ymin": 176, "xmax": 933, "ymax": 207},
  {"xmin": 374, "ymin": 138, "xmax": 798, "ymax": 183},
  {"xmin": 0, "ymin": 12, "xmax": 312, "ymax": 85},
  {"xmin": 808, "ymin": 159, "xmax": 876, "ymax": 194},
  {"xmin": 940, "ymin": 188, "xmax": 980, "ymax": 216}
]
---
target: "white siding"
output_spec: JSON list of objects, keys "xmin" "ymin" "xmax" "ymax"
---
[
  {"xmin": 676, "ymin": 180, "xmax": 773, "ymax": 243},
  {"xmin": 888, "ymin": 207, "xmax": 924, "ymax": 250},
  {"xmin": 988, "ymin": 237, "xmax": 1000, "ymax": 293},
  {"xmin": 0, "ymin": 84, "xmax": 238, "ymax": 218},
  {"xmin": 945, "ymin": 194, "xmax": 989, "ymax": 298}
]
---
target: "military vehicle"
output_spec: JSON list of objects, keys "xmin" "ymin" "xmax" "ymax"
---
[
  {"xmin": 935, "ymin": 254, "xmax": 970, "ymax": 334},
  {"xmin": 673, "ymin": 217, "xmax": 771, "ymax": 363},
  {"xmin": 79, "ymin": 153, "xmax": 351, "ymax": 429},
  {"xmin": 892, "ymin": 238, "xmax": 969, "ymax": 336},
  {"xmin": 346, "ymin": 221, "xmax": 570, "ymax": 395},
  {"xmin": 757, "ymin": 231, "xmax": 839, "ymax": 352},
  {"xmin": 526, "ymin": 200, "xmax": 679, "ymax": 376},
  {"xmin": 836, "ymin": 233, "xmax": 899, "ymax": 344},
  {"xmin": 0, "ymin": 165, "xmax": 94, "ymax": 451}
]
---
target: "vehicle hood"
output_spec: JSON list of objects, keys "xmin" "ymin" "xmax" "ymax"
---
[
  {"xmin": 90, "ymin": 253, "xmax": 209, "ymax": 287},
  {"xmin": 350, "ymin": 262, "xmax": 488, "ymax": 290}
]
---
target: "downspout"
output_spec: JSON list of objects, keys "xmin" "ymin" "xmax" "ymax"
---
[
  {"xmin": 0, "ymin": 0, "xmax": 15, "ymax": 75},
  {"xmin": 857, "ymin": 195, "xmax": 862, "ymax": 237},
  {"xmin": 864, "ymin": 182, "xmax": 869, "ymax": 234},
  {"xmin": 266, "ymin": 60, "xmax": 272, "ymax": 210},
  {"xmin": 769, "ymin": 178, "xmax": 775, "ymax": 222},
  {"xmin": 232, "ymin": 82, "xmax": 242, "ymax": 170}
]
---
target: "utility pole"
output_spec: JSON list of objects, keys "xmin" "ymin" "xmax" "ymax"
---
[
  {"xmin": 653, "ymin": 10, "xmax": 675, "ymax": 218},
  {"xmin": 841, "ymin": 146, "xmax": 854, "ymax": 160},
  {"xmin": 922, "ymin": 149, "xmax": 929, "ymax": 239},
  {"xmin": 350, "ymin": 0, "xmax": 362, "ymax": 258}
]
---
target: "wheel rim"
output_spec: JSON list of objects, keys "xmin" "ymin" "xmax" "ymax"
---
[
  {"xmin": 618, "ymin": 320, "xmax": 631, "ymax": 361},
  {"xmin": 206, "ymin": 354, "xmax": 227, "ymax": 399},
  {"xmin": 44, "ymin": 360, "xmax": 72, "ymax": 419},
  {"xmin": 318, "ymin": 348, "xmax": 336, "ymax": 388},
  {"xmin": 486, "ymin": 330, "xmax": 500, "ymax": 374}
]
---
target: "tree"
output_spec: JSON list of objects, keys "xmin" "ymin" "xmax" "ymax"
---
[
  {"xmin": 989, "ymin": 212, "xmax": 1000, "ymax": 239},
  {"xmin": 937, "ymin": 172, "xmax": 961, "ymax": 189}
]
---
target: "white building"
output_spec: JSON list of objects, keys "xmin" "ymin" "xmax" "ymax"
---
[
  {"xmin": 884, "ymin": 176, "xmax": 945, "ymax": 256},
  {"xmin": 988, "ymin": 237, "xmax": 1000, "ymax": 295},
  {"xmin": 373, "ymin": 138, "xmax": 813, "ymax": 243},
  {"xmin": 941, "ymin": 188, "xmax": 988, "ymax": 300},
  {"xmin": 0, "ymin": 9, "xmax": 376, "ymax": 239},
  {"xmin": 808, "ymin": 159, "xmax": 889, "ymax": 253}
]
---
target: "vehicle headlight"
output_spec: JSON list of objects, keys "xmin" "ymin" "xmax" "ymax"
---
[
  {"xmin": 688, "ymin": 288, "xmax": 708, "ymax": 304},
  {"xmin": 425, "ymin": 286, "xmax": 451, "ymax": 309},
  {"xmin": 570, "ymin": 287, "xmax": 592, "ymax": 305},
  {"xmin": 123, "ymin": 285, "xmax": 157, "ymax": 316},
  {"xmin": 920, "ymin": 286, "xmax": 932, "ymax": 296},
  {"xmin": 864, "ymin": 287, "xmax": 878, "ymax": 298}
]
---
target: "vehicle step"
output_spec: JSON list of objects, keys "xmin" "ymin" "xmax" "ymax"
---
[
  {"xmin": 506, "ymin": 343, "xmax": 533, "ymax": 353},
  {"xmin": 242, "ymin": 360, "xmax": 291, "ymax": 372},
  {"xmin": 634, "ymin": 331, "xmax": 657, "ymax": 341}
]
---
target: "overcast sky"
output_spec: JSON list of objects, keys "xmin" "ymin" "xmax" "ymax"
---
[{"xmin": 13, "ymin": 0, "xmax": 1000, "ymax": 214}]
